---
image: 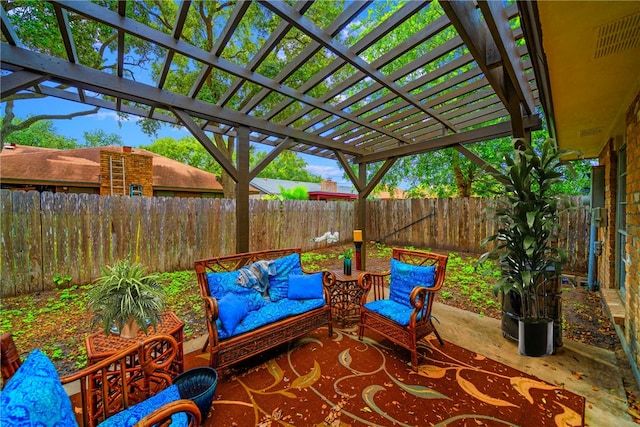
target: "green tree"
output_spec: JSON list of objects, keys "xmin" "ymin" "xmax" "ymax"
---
[
  {"xmin": 82, "ymin": 130, "xmax": 123, "ymax": 148},
  {"xmin": 141, "ymin": 136, "xmax": 222, "ymax": 174},
  {"xmin": 366, "ymin": 131, "xmax": 591, "ymax": 198},
  {"xmin": 279, "ymin": 185, "xmax": 309, "ymax": 200},
  {"xmin": 1, "ymin": 1, "xmax": 159, "ymax": 141},
  {"xmin": 254, "ymin": 151, "xmax": 322, "ymax": 182},
  {"xmin": 1, "ymin": 119, "xmax": 78, "ymax": 149}
]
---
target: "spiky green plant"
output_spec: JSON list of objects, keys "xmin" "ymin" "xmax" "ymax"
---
[
  {"xmin": 481, "ymin": 138, "xmax": 577, "ymax": 320},
  {"xmin": 88, "ymin": 258, "xmax": 165, "ymax": 336}
]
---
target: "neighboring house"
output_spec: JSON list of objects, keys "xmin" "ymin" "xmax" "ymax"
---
[
  {"xmin": 0, "ymin": 144, "xmax": 257, "ymax": 198},
  {"xmin": 250, "ymin": 177, "xmax": 357, "ymax": 201},
  {"xmin": 370, "ymin": 187, "xmax": 407, "ymax": 200}
]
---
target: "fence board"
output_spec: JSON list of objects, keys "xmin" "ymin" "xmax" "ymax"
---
[{"xmin": 0, "ymin": 191, "xmax": 14, "ymax": 296}]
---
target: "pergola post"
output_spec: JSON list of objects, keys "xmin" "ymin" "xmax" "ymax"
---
[
  {"xmin": 357, "ymin": 163, "xmax": 367, "ymax": 271},
  {"xmin": 235, "ymin": 126, "xmax": 250, "ymax": 253}
]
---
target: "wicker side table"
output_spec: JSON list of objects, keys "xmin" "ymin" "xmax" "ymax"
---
[
  {"xmin": 85, "ymin": 311, "xmax": 185, "ymax": 376},
  {"xmin": 328, "ymin": 269, "xmax": 367, "ymax": 326}
]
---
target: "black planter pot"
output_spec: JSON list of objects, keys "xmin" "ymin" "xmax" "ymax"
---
[
  {"xmin": 518, "ymin": 318, "xmax": 553, "ymax": 357},
  {"xmin": 501, "ymin": 275, "xmax": 563, "ymax": 350}
]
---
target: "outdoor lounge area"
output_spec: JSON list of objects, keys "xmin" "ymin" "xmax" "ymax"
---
[
  {"xmin": 2, "ymin": 0, "xmax": 640, "ymax": 426},
  {"xmin": 2, "ymin": 299, "xmax": 635, "ymax": 426}
]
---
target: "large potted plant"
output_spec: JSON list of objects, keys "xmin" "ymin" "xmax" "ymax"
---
[
  {"xmin": 481, "ymin": 138, "xmax": 575, "ymax": 356},
  {"xmin": 88, "ymin": 258, "xmax": 166, "ymax": 339}
]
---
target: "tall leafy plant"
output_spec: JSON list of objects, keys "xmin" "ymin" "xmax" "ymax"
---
[
  {"xmin": 481, "ymin": 138, "xmax": 576, "ymax": 320},
  {"xmin": 88, "ymin": 259, "xmax": 165, "ymax": 337}
]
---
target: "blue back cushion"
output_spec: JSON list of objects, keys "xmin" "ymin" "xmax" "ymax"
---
[
  {"xmin": 288, "ymin": 273, "xmax": 324, "ymax": 300},
  {"xmin": 207, "ymin": 271, "xmax": 266, "ymax": 311},
  {"xmin": 0, "ymin": 349, "xmax": 78, "ymax": 427},
  {"xmin": 268, "ymin": 253, "xmax": 303, "ymax": 301},
  {"xmin": 388, "ymin": 258, "xmax": 436, "ymax": 306}
]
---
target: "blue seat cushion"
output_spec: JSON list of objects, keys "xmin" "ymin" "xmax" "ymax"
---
[
  {"xmin": 0, "ymin": 349, "xmax": 78, "ymax": 427},
  {"xmin": 364, "ymin": 299, "xmax": 423, "ymax": 326},
  {"xmin": 216, "ymin": 298, "xmax": 325, "ymax": 340},
  {"xmin": 98, "ymin": 384, "xmax": 187, "ymax": 427},
  {"xmin": 268, "ymin": 253, "xmax": 303, "ymax": 301},
  {"xmin": 388, "ymin": 258, "xmax": 436, "ymax": 306},
  {"xmin": 288, "ymin": 273, "xmax": 324, "ymax": 300}
]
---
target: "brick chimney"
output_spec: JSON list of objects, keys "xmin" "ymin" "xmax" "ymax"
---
[
  {"xmin": 99, "ymin": 149, "xmax": 153, "ymax": 196},
  {"xmin": 320, "ymin": 179, "xmax": 337, "ymax": 192}
]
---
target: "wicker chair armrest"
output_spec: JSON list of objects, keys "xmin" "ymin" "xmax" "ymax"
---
[
  {"xmin": 59, "ymin": 334, "xmax": 178, "ymax": 384},
  {"xmin": 408, "ymin": 286, "xmax": 429, "ymax": 309},
  {"xmin": 321, "ymin": 270, "xmax": 336, "ymax": 309},
  {"xmin": 202, "ymin": 295, "xmax": 219, "ymax": 322},
  {"xmin": 134, "ymin": 399, "xmax": 202, "ymax": 427}
]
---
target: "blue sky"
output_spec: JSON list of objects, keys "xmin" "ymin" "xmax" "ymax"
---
[{"xmin": 5, "ymin": 95, "xmax": 350, "ymax": 185}]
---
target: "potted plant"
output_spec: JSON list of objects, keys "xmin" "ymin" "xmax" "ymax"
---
[
  {"xmin": 88, "ymin": 258, "xmax": 166, "ymax": 339},
  {"xmin": 481, "ymin": 138, "xmax": 576, "ymax": 356},
  {"xmin": 339, "ymin": 248, "xmax": 354, "ymax": 275}
]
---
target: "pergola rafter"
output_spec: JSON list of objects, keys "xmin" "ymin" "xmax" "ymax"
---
[{"xmin": 0, "ymin": 0, "xmax": 543, "ymax": 256}]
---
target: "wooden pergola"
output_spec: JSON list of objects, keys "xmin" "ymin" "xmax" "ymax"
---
[{"xmin": 1, "ymin": 1, "xmax": 544, "ymax": 265}]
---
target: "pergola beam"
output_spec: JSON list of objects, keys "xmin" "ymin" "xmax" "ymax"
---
[
  {"xmin": 248, "ymin": 137, "xmax": 294, "ymax": 181},
  {"xmin": 172, "ymin": 109, "xmax": 239, "ymax": 182},
  {"xmin": 440, "ymin": 1, "xmax": 509, "ymax": 110},
  {"xmin": 479, "ymin": 0, "xmax": 536, "ymax": 115},
  {"xmin": 0, "ymin": 43, "xmax": 367, "ymax": 156},
  {"xmin": 354, "ymin": 115, "xmax": 542, "ymax": 164},
  {"xmin": 260, "ymin": 1, "xmax": 458, "ymax": 133},
  {"xmin": 0, "ymin": 70, "xmax": 48, "ymax": 99}
]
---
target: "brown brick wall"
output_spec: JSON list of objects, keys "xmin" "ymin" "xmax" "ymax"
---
[
  {"xmin": 99, "ymin": 149, "xmax": 153, "ymax": 197},
  {"xmin": 597, "ymin": 90, "xmax": 640, "ymax": 374},
  {"xmin": 625, "ymin": 91, "xmax": 640, "ymax": 365},
  {"xmin": 597, "ymin": 141, "xmax": 617, "ymax": 290}
]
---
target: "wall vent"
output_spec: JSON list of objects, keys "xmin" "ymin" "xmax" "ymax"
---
[
  {"xmin": 594, "ymin": 12, "xmax": 640, "ymax": 59},
  {"xmin": 579, "ymin": 127, "xmax": 603, "ymax": 137}
]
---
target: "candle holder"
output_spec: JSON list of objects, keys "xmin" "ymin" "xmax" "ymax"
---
[{"xmin": 353, "ymin": 229, "xmax": 363, "ymax": 271}]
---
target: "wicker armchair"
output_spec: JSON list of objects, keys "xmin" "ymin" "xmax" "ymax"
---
[
  {"xmin": 0, "ymin": 332, "xmax": 201, "ymax": 427},
  {"xmin": 358, "ymin": 248, "xmax": 448, "ymax": 371}
]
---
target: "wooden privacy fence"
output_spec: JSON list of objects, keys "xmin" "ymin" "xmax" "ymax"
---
[
  {"xmin": 0, "ymin": 190, "xmax": 588, "ymax": 297},
  {"xmin": 367, "ymin": 196, "xmax": 590, "ymax": 272}
]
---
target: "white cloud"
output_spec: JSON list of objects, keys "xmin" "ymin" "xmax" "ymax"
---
[
  {"xmin": 94, "ymin": 111, "xmax": 126, "ymax": 122},
  {"xmin": 307, "ymin": 164, "xmax": 348, "ymax": 184}
]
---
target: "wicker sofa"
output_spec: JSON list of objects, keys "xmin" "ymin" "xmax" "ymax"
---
[{"xmin": 195, "ymin": 248, "xmax": 334, "ymax": 370}]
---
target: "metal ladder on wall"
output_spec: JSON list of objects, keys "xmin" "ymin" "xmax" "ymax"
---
[{"xmin": 109, "ymin": 156, "xmax": 126, "ymax": 196}]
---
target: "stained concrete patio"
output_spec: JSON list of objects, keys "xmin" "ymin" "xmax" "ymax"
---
[{"xmin": 431, "ymin": 302, "xmax": 638, "ymax": 427}]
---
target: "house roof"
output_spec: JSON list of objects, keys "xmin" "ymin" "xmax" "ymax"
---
[
  {"xmin": 249, "ymin": 177, "xmax": 356, "ymax": 196},
  {"xmin": 0, "ymin": 144, "xmax": 226, "ymax": 192}
]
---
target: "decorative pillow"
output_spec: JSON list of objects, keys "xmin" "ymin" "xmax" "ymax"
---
[
  {"xmin": 388, "ymin": 258, "xmax": 436, "ymax": 306},
  {"xmin": 0, "ymin": 349, "xmax": 78, "ymax": 427},
  {"xmin": 237, "ymin": 260, "xmax": 274, "ymax": 296},
  {"xmin": 98, "ymin": 384, "xmax": 187, "ymax": 427},
  {"xmin": 268, "ymin": 253, "xmax": 303, "ymax": 301},
  {"xmin": 217, "ymin": 293, "xmax": 248, "ymax": 334},
  {"xmin": 287, "ymin": 273, "xmax": 324, "ymax": 300}
]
